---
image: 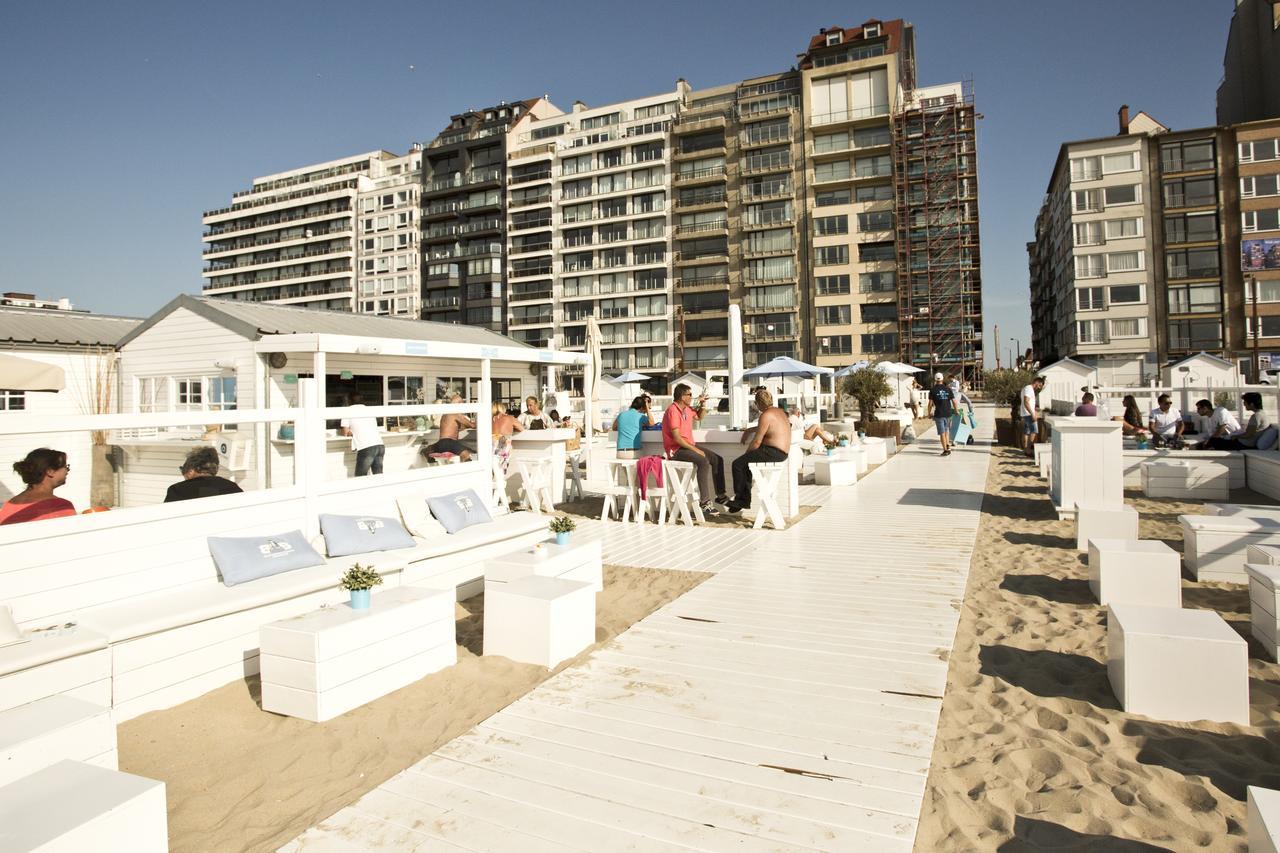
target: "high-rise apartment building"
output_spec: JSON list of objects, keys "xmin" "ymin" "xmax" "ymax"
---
[
  {"xmin": 1217, "ymin": 0, "xmax": 1280, "ymax": 126},
  {"xmin": 355, "ymin": 149, "xmax": 422, "ymax": 317},
  {"xmin": 1239, "ymin": 117, "xmax": 1280, "ymax": 362}
]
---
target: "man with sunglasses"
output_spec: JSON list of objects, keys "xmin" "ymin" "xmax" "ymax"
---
[{"xmin": 662, "ymin": 383, "xmax": 728, "ymax": 516}]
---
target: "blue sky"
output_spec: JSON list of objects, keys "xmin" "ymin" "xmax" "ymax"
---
[{"xmin": 0, "ymin": 0, "xmax": 1231, "ymax": 366}]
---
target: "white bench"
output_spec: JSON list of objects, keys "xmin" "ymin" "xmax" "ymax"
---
[
  {"xmin": 1249, "ymin": 786, "xmax": 1280, "ymax": 853},
  {"xmin": 483, "ymin": 575, "xmax": 595, "ymax": 668},
  {"xmin": 1246, "ymin": 562, "xmax": 1280, "ymax": 662},
  {"xmin": 0, "ymin": 760, "xmax": 167, "ymax": 852},
  {"xmin": 259, "ymin": 586, "xmax": 456, "ymax": 722},
  {"xmin": 1141, "ymin": 460, "xmax": 1230, "ymax": 501},
  {"xmin": 813, "ymin": 456, "xmax": 856, "ymax": 486},
  {"xmin": 1123, "ymin": 449, "xmax": 1246, "ymax": 490},
  {"xmin": 1075, "ymin": 502, "xmax": 1139, "ymax": 552},
  {"xmin": 0, "ymin": 629, "xmax": 111, "ymax": 715},
  {"xmin": 1089, "ymin": 539, "xmax": 1181, "ymax": 608},
  {"xmin": 0, "ymin": 695, "xmax": 116, "ymax": 788},
  {"xmin": 1246, "ymin": 451, "xmax": 1280, "ymax": 500},
  {"xmin": 1180, "ymin": 513, "xmax": 1280, "ymax": 583},
  {"xmin": 1107, "ymin": 604, "xmax": 1249, "ymax": 725},
  {"xmin": 1203, "ymin": 503, "xmax": 1280, "ymax": 519}
]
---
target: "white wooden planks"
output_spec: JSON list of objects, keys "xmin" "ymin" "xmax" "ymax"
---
[{"xmin": 284, "ymin": 412, "xmax": 992, "ymax": 851}]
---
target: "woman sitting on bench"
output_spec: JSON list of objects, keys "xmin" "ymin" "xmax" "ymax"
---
[{"xmin": 1, "ymin": 447, "xmax": 76, "ymax": 525}]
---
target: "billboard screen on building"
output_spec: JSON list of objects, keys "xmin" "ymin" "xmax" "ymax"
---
[{"xmin": 1243, "ymin": 238, "xmax": 1280, "ymax": 271}]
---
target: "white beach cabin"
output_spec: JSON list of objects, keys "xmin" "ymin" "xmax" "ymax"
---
[{"xmin": 1039, "ymin": 357, "xmax": 1096, "ymax": 416}]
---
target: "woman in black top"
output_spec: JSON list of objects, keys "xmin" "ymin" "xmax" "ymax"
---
[
  {"xmin": 164, "ymin": 447, "xmax": 244, "ymax": 502},
  {"xmin": 1119, "ymin": 395, "xmax": 1148, "ymax": 438}
]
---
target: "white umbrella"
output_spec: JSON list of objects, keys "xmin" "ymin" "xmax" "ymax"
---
[
  {"xmin": 742, "ymin": 356, "xmax": 833, "ymax": 379},
  {"xmin": 0, "ymin": 353, "xmax": 65, "ymax": 391},
  {"xmin": 833, "ymin": 361, "xmax": 870, "ymax": 378},
  {"xmin": 585, "ymin": 317, "xmax": 603, "ymax": 404},
  {"xmin": 612, "ymin": 371, "xmax": 651, "ymax": 383}
]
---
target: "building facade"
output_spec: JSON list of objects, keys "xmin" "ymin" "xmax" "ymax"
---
[
  {"xmin": 1217, "ymin": 0, "xmax": 1280, "ymax": 126},
  {"xmin": 1240, "ymin": 117, "xmax": 1280, "ymax": 367}
]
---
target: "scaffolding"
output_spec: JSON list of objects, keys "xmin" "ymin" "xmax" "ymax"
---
[{"xmin": 891, "ymin": 82, "xmax": 983, "ymax": 385}]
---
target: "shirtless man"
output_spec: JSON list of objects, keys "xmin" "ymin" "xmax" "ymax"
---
[
  {"xmin": 423, "ymin": 393, "xmax": 476, "ymax": 461},
  {"xmin": 726, "ymin": 388, "xmax": 791, "ymax": 514}
]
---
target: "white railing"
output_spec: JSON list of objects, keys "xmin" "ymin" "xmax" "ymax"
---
[{"xmin": 1048, "ymin": 381, "xmax": 1280, "ymax": 431}]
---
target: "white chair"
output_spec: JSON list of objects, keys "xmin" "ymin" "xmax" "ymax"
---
[
  {"xmin": 635, "ymin": 457, "xmax": 671, "ymax": 526},
  {"xmin": 490, "ymin": 453, "xmax": 510, "ymax": 510},
  {"xmin": 601, "ymin": 459, "xmax": 639, "ymax": 522},
  {"xmin": 514, "ymin": 457, "xmax": 555, "ymax": 515},
  {"xmin": 663, "ymin": 459, "xmax": 705, "ymax": 527},
  {"xmin": 564, "ymin": 450, "xmax": 585, "ymax": 502},
  {"xmin": 749, "ymin": 462, "xmax": 787, "ymax": 530}
]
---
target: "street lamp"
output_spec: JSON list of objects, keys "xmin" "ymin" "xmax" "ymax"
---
[{"xmin": 1010, "ymin": 338, "xmax": 1021, "ymax": 369}]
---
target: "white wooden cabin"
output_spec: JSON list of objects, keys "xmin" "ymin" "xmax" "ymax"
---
[
  {"xmin": 1039, "ymin": 356, "xmax": 1097, "ymax": 415},
  {"xmin": 0, "ymin": 308, "xmax": 141, "ymax": 509}
]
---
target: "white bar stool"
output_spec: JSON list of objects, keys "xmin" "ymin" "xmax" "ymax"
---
[
  {"xmin": 663, "ymin": 459, "xmax": 705, "ymax": 527},
  {"xmin": 490, "ymin": 452, "xmax": 509, "ymax": 510},
  {"xmin": 514, "ymin": 457, "xmax": 555, "ymax": 515},
  {"xmin": 635, "ymin": 456, "xmax": 670, "ymax": 525},
  {"xmin": 749, "ymin": 462, "xmax": 787, "ymax": 530},
  {"xmin": 564, "ymin": 450, "xmax": 585, "ymax": 502},
  {"xmin": 601, "ymin": 459, "xmax": 639, "ymax": 522}
]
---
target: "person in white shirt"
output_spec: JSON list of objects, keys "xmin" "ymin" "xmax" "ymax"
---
[
  {"xmin": 1020, "ymin": 376, "xmax": 1045, "ymax": 456},
  {"xmin": 1148, "ymin": 394, "xmax": 1185, "ymax": 448},
  {"xmin": 1208, "ymin": 392, "xmax": 1272, "ymax": 450},
  {"xmin": 340, "ymin": 392, "xmax": 384, "ymax": 476},
  {"xmin": 1193, "ymin": 399, "xmax": 1241, "ymax": 448},
  {"xmin": 518, "ymin": 396, "xmax": 552, "ymax": 430}
]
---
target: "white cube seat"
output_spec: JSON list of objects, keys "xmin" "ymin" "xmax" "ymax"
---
[
  {"xmin": 0, "ymin": 695, "xmax": 117, "ymax": 788},
  {"xmin": 1249, "ymin": 544, "xmax": 1280, "ymax": 566},
  {"xmin": 1181, "ymin": 514, "xmax": 1280, "ymax": 583},
  {"xmin": 1107, "ymin": 604, "xmax": 1249, "ymax": 725},
  {"xmin": 484, "ymin": 575, "xmax": 595, "ymax": 669},
  {"xmin": 813, "ymin": 456, "xmax": 857, "ymax": 486},
  {"xmin": 1249, "ymin": 786, "xmax": 1280, "ymax": 853},
  {"xmin": 1247, "ymin": 562, "xmax": 1280, "ymax": 662},
  {"xmin": 0, "ymin": 759, "xmax": 167, "ymax": 852},
  {"xmin": 259, "ymin": 586, "xmax": 456, "ymax": 722},
  {"xmin": 1204, "ymin": 503, "xmax": 1280, "ymax": 520},
  {"xmin": 1141, "ymin": 460, "xmax": 1230, "ymax": 501},
  {"xmin": 860, "ymin": 437, "xmax": 889, "ymax": 465},
  {"xmin": 831, "ymin": 446, "xmax": 868, "ymax": 474},
  {"xmin": 1075, "ymin": 502, "xmax": 1139, "ymax": 552},
  {"xmin": 485, "ymin": 539, "xmax": 603, "ymax": 593},
  {"xmin": 1088, "ymin": 539, "xmax": 1181, "ymax": 608}
]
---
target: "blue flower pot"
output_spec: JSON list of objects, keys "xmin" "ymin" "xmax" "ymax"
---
[
  {"xmin": 838, "ymin": 439, "xmax": 849, "ymax": 447},
  {"xmin": 555, "ymin": 531, "xmax": 571, "ymax": 546},
  {"xmin": 349, "ymin": 589, "xmax": 371, "ymax": 610},
  {"xmin": 278, "ymin": 424, "xmax": 295, "ymax": 440}
]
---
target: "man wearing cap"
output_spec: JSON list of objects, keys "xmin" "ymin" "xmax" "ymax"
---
[{"xmin": 926, "ymin": 372, "xmax": 955, "ymax": 457}]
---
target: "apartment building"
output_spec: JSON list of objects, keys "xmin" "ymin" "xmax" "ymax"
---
[
  {"xmin": 1217, "ymin": 0, "xmax": 1280, "ymax": 126},
  {"xmin": 422, "ymin": 99, "xmax": 560, "ymax": 331},
  {"xmin": 0, "ymin": 292, "xmax": 78, "ymax": 311},
  {"xmin": 505, "ymin": 89, "xmax": 682, "ymax": 378},
  {"xmin": 355, "ymin": 149, "xmax": 422, "ymax": 317},
  {"xmin": 202, "ymin": 153, "xmax": 392, "ymax": 310},
  {"xmin": 1240, "ymin": 118, "xmax": 1280, "ymax": 362}
]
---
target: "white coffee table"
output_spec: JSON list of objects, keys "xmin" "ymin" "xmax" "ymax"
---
[
  {"xmin": 485, "ymin": 538, "xmax": 603, "ymax": 593},
  {"xmin": 259, "ymin": 586, "xmax": 456, "ymax": 722},
  {"xmin": 484, "ymin": 575, "xmax": 596, "ymax": 668}
]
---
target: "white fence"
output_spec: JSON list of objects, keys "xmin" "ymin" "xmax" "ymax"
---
[{"xmin": 1047, "ymin": 380, "xmax": 1280, "ymax": 432}]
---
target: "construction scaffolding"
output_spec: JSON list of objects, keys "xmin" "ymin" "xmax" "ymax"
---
[{"xmin": 892, "ymin": 82, "xmax": 984, "ymax": 385}]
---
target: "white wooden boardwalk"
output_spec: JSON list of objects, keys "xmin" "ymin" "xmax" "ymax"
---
[{"xmin": 284, "ymin": 414, "xmax": 993, "ymax": 852}]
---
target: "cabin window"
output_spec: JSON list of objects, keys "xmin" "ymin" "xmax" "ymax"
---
[
  {"xmin": 0, "ymin": 390, "xmax": 25, "ymax": 411},
  {"xmin": 386, "ymin": 375, "xmax": 424, "ymax": 405}
]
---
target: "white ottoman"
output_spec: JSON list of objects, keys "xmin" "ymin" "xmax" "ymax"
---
[
  {"xmin": 860, "ymin": 437, "xmax": 889, "ymax": 465},
  {"xmin": 1075, "ymin": 502, "xmax": 1139, "ymax": 552},
  {"xmin": 0, "ymin": 696, "xmax": 117, "ymax": 788},
  {"xmin": 832, "ymin": 445, "xmax": 868, "ymax": 474},
  {"xmin": 1248, "ymin": 543, "xmax": 1280, "ymax": 566},
  {"xmin": 1247, "ymin": 562, "xmax": 1280, "ymax": 662},
  {"xmin": 486, "ymin": 539, "xmax": 604, "ymax": 593},
  {"xmin": 1088, "ymin": 539, "xmax": 1181, "ymax": 608},
  {"xmin": 1107, "ymin": 604, "xmax": 1249, "ymax": 724},
  {"xmin": 260, "ymin": 587, "xmax": 457, "ymax": 722},
  {"xmin": 813, "ymin": 456, "xmax": 857, "ymax": 486},
  {"xmin": 1249, "ymin": 786, "xmax": 1280, "ymax": 853},
  {"xmin": 0, "ymin": 760, "xmax": 167, "ymax": 852},
  {"xmin": 484, "ymin": 575, "xmax": 595, "ymax": 668},
  {"xmin": 1141, "ymin": 460, "xmax": 1230, "ymax": 501}
]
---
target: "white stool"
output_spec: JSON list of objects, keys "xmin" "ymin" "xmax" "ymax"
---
[
  {"xmin": 490, "ymin": 453, "xmax": 509, "ymax": 510},
  {"xmin": 1075, "ymin": 502, "xmax": 1139, "ymax": 552},
  {"xmin": 1088, "ymin": 538, "xmax": 1181, "ymax": 608},
  {"xmin": 515, "ymin": 457, "xmax": 555, "ymax": 515},
  {"xmin": 1107, "ymin": 604, "xmax": 1249, "ymax": 724},
  {"xmin": 813, "ymin": 456, "xmax": 857, "ymax": 487},
  {"xmin": 860, "ymin": 437, "xmax": 889, "ymax": 465},
  {"xmin": 601, "ymin": 459, "xmax": 639, "ymax": 522},
  {"xmin": 634, "ymin": 457, "xmax": 671, "ymax": 526},
  {"xmin": 564, "ymin": 450, "xmax": 585, "ymax": 502},
  {"xmin": 749, "ymin": 462, "xmax": 787, "ymax": 531},
  {"xmin": 1248, "ymin": 786, "xmax": 1280, "ymax": 853},
  {"xmin": 0, "ymin": 696, "xmax": 117, "ymax": 788},
  {"xmin": 1247, "ymin": 562, "xmax": 1280, "ymax": 662},
  {"xmin": 833, "ymin": 445, "xmax": 868, "ymax": 475},
  {"xmin": 484, "ymin": 575, "xmax": 596, "ymax": 668},
  {"xmin": 663, "ymin": 459, "xmax": 705, "ymax": 527},
  {"xmin": 0, "ymin": 760, "xmax": 168, "ymax": 852}
]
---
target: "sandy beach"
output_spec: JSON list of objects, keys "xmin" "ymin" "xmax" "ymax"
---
[
  {"xmin": 117, "ymin": 564, "xmax": 710, "ymax": 853},
  {"xmin": 917, "ymin": 446, "xmax": 1280, "ymax": 851}
]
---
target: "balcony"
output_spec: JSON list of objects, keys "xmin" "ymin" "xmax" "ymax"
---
[
  {"xmin": 674, "ymin": 219, "xmax": 728, "ymax": 236},
  {"xmin": 423, "ymin": 296, "xmax": 460, "ymax": 309},
  {"xmin": 1167, "ymin": 264, "xmax": 1221, "ymax": 280},
  {"xmin": 676, "ymin": 272, "xmax": 730, "ymax": 289},
  {"xmin": 509, "ymin": 194, "xmax": 552, "ymax": 210},
  {"xmin": 742, "ymin": 244, "xmax": 794, "ymax": 259},
  {"xmin": 204, "ymin": 264, "xmax": 354, "ymax": 291},
  {"xmin": 742, "ymin": 181, "xmax": 792, "ymax": 202},
  {"xmin": 674, "ymin": 251, "xmax": 729, "ymax": 265},
  {"xmin": 509, "ymin": 286, "xmax": 553, "ymax": 303},
  {"xmin": 741, "ymin": 126, "xmax": 793, "ymax": 148},
  {"xmin": 674, "ymin": 165, "xmax": 727, "ymax": 184},
  {"xmin": 203, "ymin": 180, "xmax": 359, "ymax": 221},
  {"xmin": 741, "ymin": 153, "xmax": 791, "ymax": 175},
  {"xmin": 204, "ymin": 205, "xmax": 351, "ymax": 238},
  {"xmin": 203, "ymin": 224, "xmax": 352, "ymax": 257},
  {"xmin": 674, "ymin": 188, "xmax": 728, "ymax": 209},
  {"xmin": 742, "ymin": 214, "xmax": 794, "ymax": 231},
  {"xmin": 745, "ymin": 324, "xmax": 798, "ymax": 340},
  {"xmin": 510, "ymin": 263, "xmax": 553, "ymax": 279},
  {"xmin": 809, "ymin": 103, "xmax": 891, "ymax": 128},
  {"xmin": 509, "ymin": 216, "xmax": 552, "ymax": 232},
  {"xmin": 509, "ymin": 168, "xmax": 552, "ymax": 185},
  {"xmin": 510, "ymin": 240, "xmax": 552, "ymax": 256},
  {"xmin": 203, "ymin": 244, "xmax": 351, "ymax": 274}
]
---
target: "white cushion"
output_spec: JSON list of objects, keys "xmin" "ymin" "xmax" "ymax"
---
[{"xmin": 395, "ymin": 494, "xmax": 448, "ymax": 539}]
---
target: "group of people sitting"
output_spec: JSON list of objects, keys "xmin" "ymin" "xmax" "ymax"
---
[
  {"xmin": 1101, "ymin": 391, "xmax": 1274, "ymax": 450},
  {"xmin": 1, "ymin": 446, "xmax": 243, "ymax": 526}
]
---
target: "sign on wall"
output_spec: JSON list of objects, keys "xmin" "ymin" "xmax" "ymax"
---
[{"xmin": 1243, "ymin": 238, "xmax": 1280, "ymax": 272}]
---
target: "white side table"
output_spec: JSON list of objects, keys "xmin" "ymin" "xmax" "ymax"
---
[
  {"xmin": 860, "ymin": 437, "xmax": 889, "ymax": 465},
  {"xmin": 813, "ymin": 456, "xmax": 857, "ymax": 486},
  {"xmin": 1247, "ymin": 562, "xmax": 1280, "ymax": 662},
  {"xmin": 484, "ymin": 575, "xmax": 595, "ymax": 668},
  {"xmin": 1249, "ymin": 786, "xmax": 1280, "ymax": 853},
  {"xmin": 1107, "ymin": 604, "xmax": 1249, "ymax": 724},
  {"xmin": 485, "ymin": 539, "xmax": 603, "ymax": 592},
  {"xmin": 0, "ymin": 760, "xmax": 167, "ymax": 853},
  {"xmin": 832, "ymin": 445, "xmax": 867, "ymax": 474},
  {"xmin": 1075, "ymin": 502, "xmax": 1139, "ymax": 552},
  {"xmin": 260, "ymin": 587, "xmax": 456, "ymax": 722},
  {"xmin": 1088, "ymin": 538, "xmax": 1181, "ymax": 608},
  {"xmin": 0, "ymin": 695, "xmax": 117, "ymax": 788}
]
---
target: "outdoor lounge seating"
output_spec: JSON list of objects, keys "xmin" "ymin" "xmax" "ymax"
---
[
  {"xmin": 0, "ymin": 694, "xmax": 117, "ymax": 787},
  {"xmin": 1088, "ymin": 539, "xmax": 1181, "ymax": 608},
  {"xmin": 860, "ymin": 437, "xmax": 889, "ymax": 465},
  {"xmin": 1075, "ymin": 502, "xmax": 1139, "ymax": 552},
  {"xmin": 833, "ymin": 444, "xmax": 868, "ymax": 474},
  {"xmin": 750, "ymin": 462, "xmax": 788, "ymax": 531},
  {"xmin": 1246, "ymin": 562, "xmax": 1280, "ymax": 662},
  {"xmin": 1107, "ymin": 603, "xmax": 1249, "ymax": 725},
  {"xmin": 813, "ymin": 455, "xmax": 857, "ymax": 486},
  {"xmin": 482, "ymin": 575, "xmax": 595, "ymax": 669},
  {"xmin": 1141, "ymin": 459, "xmax": 1230, "ymax": 500},
  {"xmin": 1122, "ymin": 449, "xmax": 1245, "ymax": 490},
  {"xmin": 1245, "ymin": 451, "xmax": 1280, "ymax": 501},
  {"xmin": 1180, "ymin": 513, "xmax": 1280, "ymax": 583}
]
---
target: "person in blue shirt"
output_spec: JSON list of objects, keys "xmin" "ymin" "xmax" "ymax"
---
[
  {"xmin": 926, "ymin": 372, "xmax": 956, "ymax": 457},
  {"xmin": 613, "ymin": 396, "xmax": 652, "ymax": 458}
]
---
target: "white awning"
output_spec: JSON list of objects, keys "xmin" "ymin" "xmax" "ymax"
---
[{"xmin": 0, "ymin": 353, "xmax": 65, "ymax": 391}]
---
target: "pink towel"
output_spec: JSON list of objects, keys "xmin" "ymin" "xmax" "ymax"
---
[{"xmin": 635, "ymin": 455, "xmax": 664, "ymax": 499}]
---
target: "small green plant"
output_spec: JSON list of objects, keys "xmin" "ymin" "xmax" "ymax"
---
[
  {"xmin": 339, "ymin": 563, "xmax": 383, "ymax": 592},
  {"xmin": 549, "ymin": 515, "xmax": 577, "ymax": 534}
]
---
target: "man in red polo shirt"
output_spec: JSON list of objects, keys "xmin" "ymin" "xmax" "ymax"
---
[{"xmin": 662, "ymin": 383, "xmax": 728, "ymax": 516}]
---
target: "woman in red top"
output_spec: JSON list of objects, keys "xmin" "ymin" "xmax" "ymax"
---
[{"xmin": 1, "ymin": 448, "xmax": 76, "ymax": 525}]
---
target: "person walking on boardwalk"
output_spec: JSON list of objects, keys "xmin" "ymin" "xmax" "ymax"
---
[{"xmin": 927, "ymin": 372, "xmax": 955, "ymax": 457}]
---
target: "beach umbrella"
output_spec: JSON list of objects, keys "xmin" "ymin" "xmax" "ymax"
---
[
  {"xmin": 585, "ymin": 317, "xmax": 603, "ymax": 404},
  {"xmin": 611, "ymin": 371, "xmax": 651, "ymax": 383},
  {"xmin": 833, "ymin": 361, "xmax": 870, "ymax": 378},
  {"xmin": 742, "ymin": 355, "xmax": 833, "ymax": 379},
  {"xmin": 0, "ymin": 353, "xmax": 65, "ymax": 391}
]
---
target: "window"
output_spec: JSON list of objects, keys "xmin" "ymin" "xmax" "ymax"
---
[
  {"xmin": 1076, "ymin": 287, "xmax": 1105, "ymax": 310},
  {"xmin": 818, "ymin": 335, "xmax": 852, "ymax": 355},
  {"xmin": 746, "ymin": 257, "xmax": 795, "ymax": 280},
  {"xmin": 814, "ymin": 160, "xmax": 852, "ymax": 182},
  {"xmin": 817, "ymin": 274, "xmax": 851, "ymax": 294},
  {"xmin": 853, "ymin": 125, "xmax": 892, "ymax": 149},
  {"xmin": 860, "ymin": 303, "xmax": 897, "ymax": 323},
  {"xmin": 814, "ymin": 131, "xmax": 848, "ymax": 153},
  {"xmin": 817, "ymin": 305, "xmax": 850, "ymax": 325},
  {"xmin": 635, "ymin": 294, "xmax": 667, "ymax": 317},
  {"xmin": 1161, "ymin": 139, "xmax": 1215, "ymax": 172},
  {"xmin": 1244, "ymin": 209, "xmax": 1280, "ymax": 233},
  {"xmin": 1077, "ymin": 320, "xmax": 1107, "ymax": 344},
  {"xmin": 1240, "ymin": 138, "xmax": 1280, "ymax": 163},
  {"xmin": 1070, "ymin": 156, "xmax": 1100, "ymax": 181},
  {"xmin": 815, "ymin": 245, "xmax": 849, "ymax": 265},
  {"xmin": 854, "ymin": 155, "xmax": 891, "ymax": 178},
  {"xmin": 1110, "ymin": 318, "xmax": 1144, "ymax": 338},
  {"xmin": 858, "ymin": 241, "xmax": 895, "ymax": 262},
  {"xmin": 207, "ymin": 376, "xmax": 237, "ymax": 411},
  {"xmin": 1103, "ymin": 184, "xmax": 1139, "ymax": 206},
  {"xmin": 0, "ymin": 390, "xmax": 25, "ymax": 411},
  {"xmin": 1166, "ymin": 247, "xmax": 1220, "ymax": 279},
  {"xmin": 1163, "ymin": 177, "xmax": 1217, "ymax": 208},
  {"xmin": 1106, "ymin": 251, "xmax": 1143, "ymax": 272},
  {"xmin": 386, "ymin": 376, "xmax": 424, "ymax": 405},
  {"xmin": 1074, "ymin": 222, "xmax": 1103, "ymax": 246},
  {"xmin": 857, "ymin": 211, "xmax": 894, "ymax": 232},
  {"xmin": 1243, "ymin": 175, "xmax": 1280, "ymax": 198},
  {"xmin": 174, "ymin": 376, "xmax": 203, "ymax": 411},
  {"xmin": 1102, "ymin": 152, "xmax": 1138, "ymax": 174},
  {"xmin": 860, "ymin": 332, "xmax": 897, "ymax": 353},
  {"xmin": 1072, "ymin": 189, "xmax": 1101, "ymax": 212},
  {"xmin": 1074, "ymin": 255, "xmax": 1105, "ymax": 279},
  {"xmin": 1165, "ymin": 212, "xmax": 1219, "ymax": 243},
  {"xmin": 1168, "ymin": 283, "xmax": 1223, "ymax": 314},
  {"xmin": 1172, "ymin": 318, "xmax": 1225, "ymax": 348},
  {"xmin": 745, "ymin": 200, "xmax": 792, "ymax": 227},
  {"xmin": 1104, "ymin": 217, "xmax": 1141, "ymax": 239},
  {"xmin": 745, "ymin": 285, "xmax": 795, "ymax": 309},
  {"xmin": 745, "ymin": 229, "xmax": 791, "ymax": 254},
  {"xmin": 816, "ymin": 189, "xmax": 852, "ymax": 206},
  {"xmin": 1109, "ymin": 285, "xmax": 1142, "ymax": 305},
  {"xmin": 855, "ymin": 184, "xmax": 894, "ymax": 202},
  {"xmin": 859, "ymin": 271, "xmax": 896, "ymax": 292},
  {"xmin": 815, "ymin": 215, "xmax": 848, "ymax": 235}
]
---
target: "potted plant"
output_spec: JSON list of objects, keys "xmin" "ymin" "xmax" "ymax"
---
[
  {"xmin": 549, "ymin": 515, "xmax": 576, "ymax": 546},
  {"xmin": 838, "ymin": 433, "xmax": 851, "ymax": 446},
  {"xmin": 339, "ymin": 563, "xmax": 382, "ymax": 610},
  {"xmin": 982, "ymin": 368, "xmax": 1040, "ymax": 447}
]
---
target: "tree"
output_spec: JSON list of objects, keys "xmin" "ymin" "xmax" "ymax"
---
[
  {"xmin": 842, "ymin": 369, "xmax": 893, "ymax": 423},
  {"xmin": 983, "ymin": 368, "xmax": 1039, "ymax": 420}
]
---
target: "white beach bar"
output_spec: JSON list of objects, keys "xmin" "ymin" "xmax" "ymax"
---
[{"xmin": 1048, "ymin": 416, "xmax": 1123, "ymax": 519}]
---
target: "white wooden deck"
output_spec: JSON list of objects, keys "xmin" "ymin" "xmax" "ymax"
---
[{"xmin": 283, "ymin": 413, "xmax": 993, "ymax": 852}]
